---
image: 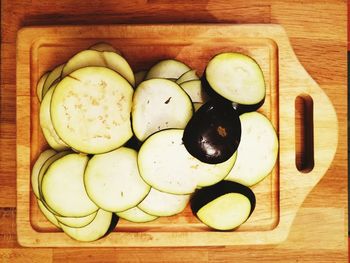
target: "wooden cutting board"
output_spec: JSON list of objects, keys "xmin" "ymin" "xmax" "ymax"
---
[{"xmin": 16, "ymin": 24, "xmax": 338, "ymax": 247}]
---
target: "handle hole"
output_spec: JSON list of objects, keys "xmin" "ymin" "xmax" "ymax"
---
[{"xmin": 295, "ymin": 94, "xmax": 314, "ymax": 173}]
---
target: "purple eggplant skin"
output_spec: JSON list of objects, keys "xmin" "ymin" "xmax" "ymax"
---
[
  {"xmin": 124, "ymin": 135, "xmax": 142, "ymax": 151},
  {"xmin": 201, "ymin": 73, "xmax": 265, "ymax": 115},
  {"xmin": 190, "ymin": 180, "xmax": 256, "ymax": 218},
  {"xmin": 230, "ymin": 99, "xmax": 265, "ymax": 115},
  {"xmin": 103, "ymin": 213, "xmax": 119, "ymax": 238},
  {"xmin": 183, "ymin": 99, "xmax": 241, "ymax": 164}
]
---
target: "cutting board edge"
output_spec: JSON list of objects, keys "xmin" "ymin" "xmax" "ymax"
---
[{"xmin": 16, "ymin": 23, "xmax": 338, "ymax": 247}]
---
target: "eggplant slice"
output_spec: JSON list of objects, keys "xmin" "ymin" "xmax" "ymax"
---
[
  {"xmin": 60, "ymin": 209, "xmax": 118, "ymax": 242},
  {"xmin": 40, "ymin": 87, "xmax": 69, "ymax": 151},
  {"xmin": 180, "ymin": 80, "xmax": 208, "ymax": 103},
  {"xmin": 183, "ymin": 99, "xmax": 241, "ymax": 164},
  {"xmin": 51, "ymin": 66, "xmax": 133, "ymax": 154},
  {"xmin": 191, "ymin": 181, "xmax": 255, "ymax": 231},
  {"xmin": 225, "ymin": 112, "xmax": 278, "ymax": 186},
  {"xmin": 116, "ymin": 206, "xmax": 158, "ymax": 223},
  {"xmin": 42, "ymin": 63, "xmax": 65, "ymax": 100},
  {"xmin": 132, "ymin": 78, "xmax": 193, "ymax": 142},
  {"xmin": 62, "ymin": 49, "xmax": 135, "ymax": 86},
  {"xmin": 138, "ymin": 129, "xmax": 237, "ymax": 194},
  {"xmin": 55, "ymin": 212, "xmax": 98, "ymax": 228},
  {"xmin": 84, "ymin": 147, "xmax": 150, "ymax": 212},
  {"xmin": 138, "ymin": 187, "xmax": 190, "ymax": 217},
  {"xmin": 41, "ymin": 153, "xmax": 98, "ymax": 217},
  {"xmin": 31, "ymin": 149, "xmax": 57, "ymax": 199},
  {"xmin": 145, "ymin": 59, "xmax": 191, "ymax": 80},
  {"xmin": 176, "ymin": 69, "xmax": 199, "ymax": 84},
  {"xmin": 36, "ymin": 71, "xmax": 50, "ymax": 102},
  {"xmin": 37, "ymin": 199, "xmax": 61, "ymax": 228},
  {"xmin": 89, "ymin": 42, "xmax": 119, "ymax": 53},
  {"xmin": 38, "ymin": 151, "xmax": 71, "ymax": 203},
  {"xmin": 203, "ymin": 52, "xmax": 265, "ymax": 113},
  {"xmin": 37, "ymin": 151, "xmax": 72, "ymax": 217}
]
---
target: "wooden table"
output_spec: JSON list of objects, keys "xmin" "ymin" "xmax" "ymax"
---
[{"xmin": 1, "ymin": 0, "xmax": 347, "ymax": 262}]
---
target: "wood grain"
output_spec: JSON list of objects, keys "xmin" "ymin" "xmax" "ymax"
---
[
  {"xmin": 1, "ymin": 0, "xmax": 347, "ymax": 261},
  {"xmin": 0, "ymin": 249, "xmax": 53, "ymax": 263},
  {"xmin": 53, "ymin": 248, "xmax": 210, "ymax": 263}
]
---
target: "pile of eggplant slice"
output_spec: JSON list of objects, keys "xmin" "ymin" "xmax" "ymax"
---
[{"xmin": 32, "ymin": 43, "xmax": 278, "ymax": 241}]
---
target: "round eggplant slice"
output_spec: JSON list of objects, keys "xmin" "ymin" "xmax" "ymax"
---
[
  {"xmin": 116, "ymin": 206, "xmax": 158, "ymax": 223},
  {"xmin": 38, "ymin": 151, "xmax": 72, "ymax": 216},
  {"xmin": 138, "ymin": 129, "xmax": 236, "ymax": 194},
  {"xmin": 50, "ymin": 66, "xmax": 133, "ymax": 154},
  {"xmin": 138, "ymin": 188, "xmax": 190, "ymax": 217},
  {"xmin": 183, "ymin": 99, "xmax": 241, "ymax": 164},
  {"xmin": 132, "ymin": 78, "xmax": 193, "ymax": 142},
  {"xmin": 55, "ymin": 211, "xmax": 97, "ymax": 228},
  {"xmin": 36, "ymin": 71, "xmax": 50, "ymax": 102},
  {"xmin": 60, "ymin": 209, "xmax": 118, "ymax": 242},
  {"xmin": 138, "ymin": 129, "xmax": 197, "ymax": 195},
  {"xmin": 42, "ymin": 63, "xmax": 65, "ymax": 99},
  {"xmin": 180, "ymin": 80, "xmax": 208, "ymax": 103},
  {"xmin": 38, "ymin": 151, "xmax": 71, "ymax": 202},
  {"xmin": 84, "ymin": 147, "xmax": 150, "ymax": 212},
  {"xmin": 191, "ymin": 181, "xmax": 255, "ymax": 231},
  {"xmin": 203, "ymin": 52, "xmax": 265, "ymax": 113},
  {"xmin": 145, "ymin": 59, "xmax": 191, "ymax": 80},
  {"xmin": 89, "ymin": 42, "xmax": 119, "ymax": 53},
  {"xmin": 195, "ymin": 150, "xmax": 237, "ymax": 188},
  {"xmin": 40, "ymin": 86, "xmax": 70, "ymax": 151},
  {"xmin": 176, "ymin": 69, "xmax": 199, "ymax": 84},
  {"xmin": 62, "ymin": 49, "xmax": 135, "ymax": 86},
  {"xmin": 31, "ymin": 149, "xmax": 57, "ymax": 199},
  {"xmin": 225, "ymin": 112, "xmax": 278, "ymax": 186},
  {"xmin": 37, "ymin": 199, "xmax": 61, "ymax": 229},
  {"xmin": 41, "ymin": 153, "xmax": 99, "ymax": 217}
]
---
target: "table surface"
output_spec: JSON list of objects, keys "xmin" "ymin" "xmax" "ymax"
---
[{"xmin": 0, "ymin": 0, "xmax": 348, "ymax": 262}]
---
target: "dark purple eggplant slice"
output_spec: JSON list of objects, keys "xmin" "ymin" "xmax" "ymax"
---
[{"xmin": 183, "ymin": 99, "xmax": 241, "ymax": 164}]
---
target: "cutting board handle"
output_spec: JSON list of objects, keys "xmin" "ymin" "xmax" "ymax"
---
[
  {"xmin": 294, "ymin": 93, "xmax": 314, "ymax": 173},
  {"xmin": 279, "ymin": 36, "xmax": 338, "ymax": 189},
  {"xmin": 293, "ymin": 79, "xmax": 337, "ymax": 185},
  {"xmin": 273, "ymin": 30, "xmax": 339, "ymax": 243}
]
